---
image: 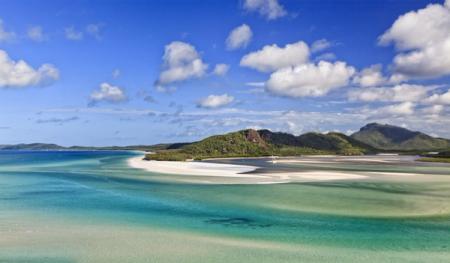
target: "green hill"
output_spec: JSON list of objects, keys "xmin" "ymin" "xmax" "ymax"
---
[
  {"xmin": 297, "ymin": 132, "xmax": 376, "ymax": 155},
  {"xmin": 146, "ymin": 129, "xmax": 375, "ymax": 161},
  {"xmin": 4, "ymin": 123, "xmax": 448, "ymax": 159},
  {"xmin": 351, "ymin": 123, "xmax": 450, "ymax": 151}
]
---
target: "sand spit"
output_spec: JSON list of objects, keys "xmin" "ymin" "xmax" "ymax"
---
[{"xmin": 128, "ymin": 156, "xmax": 369, "ymax": 184}]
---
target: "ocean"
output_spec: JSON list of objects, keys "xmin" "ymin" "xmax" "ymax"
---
[{"xmin": 1, "ymin": 151, "xmax": 449, "ymax": 262}]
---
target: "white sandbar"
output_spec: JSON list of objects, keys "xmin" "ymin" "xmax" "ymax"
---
[
  {"xmin": 128, "ymin": 156, "xmax": 369, "ymax": 184},
  {"xmin": 128, "ymin": 156, "xmax": 259, "ymax": 178}
]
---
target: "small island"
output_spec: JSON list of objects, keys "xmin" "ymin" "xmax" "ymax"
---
[{"xmin": 144, "ymin": 123, "xmax": 450, "ymax": 162}]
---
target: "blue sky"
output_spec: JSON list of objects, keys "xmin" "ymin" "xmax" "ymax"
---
[{"xmin": 1, "ymin": 0, "xmax": 449, "ymax": 146}]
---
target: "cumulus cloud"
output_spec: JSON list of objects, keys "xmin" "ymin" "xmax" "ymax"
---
[
  {"xmin": 226, "ymin": 24, "xmax": 252, "ymax": 50},
  {"xmin": 240, "ymin": 41, "xmax": 309, "ymax": 72},
  {"xmin": 243, "ymin": 0, "xmax": 287, "ymax": 20},
  {"xmin": 348, "ymin": 84, "xmax": 429, "ymax": 102},
  {"xmin": 370, "ymin": 102, "xmax": 416, "ymax": 117},
  {"xmin": 0, "ymin": 49, "xmax": 59, "ymax": 88},
  {"xmin": 352, "ymin": 64, "xmax": 386, "ymax": 87},
  {"xmin": 266, "ymin": 61, "xmax": 355, "ymax": 98},
  {"xmin": 65, "ymin": 26, "xmax": 83, "ymax": 40},
  {"xmin": 213, "ymin": 63, "xmax": 230, "ymax": 76},
  {"xmin": 89, "ymin": 82, "xmax": 127, "ymax": 104},
  {"xmin": 421, "ymin": 104, "xmax": 444, "ymax": 115},
  {"xmin": 311, "ymin": 39, "xmax": 331, "ymax": 53},
  {"xmin": 425, "ymin": 89, "xmax": 450, "ymax": 105},
  {"xmin": 379, "ymin": 1, "xmax": 450, "ymax": 79},
  {"xmin": 27, "ymin": 26, "xmax": 46, "ymax": 42},
  {"xmin": 156, "ymin": 41, "xmax": 208, "ymax": 86},
  {"xmin": 0, "ymin": 19, "xmax": 15, "ymax": 42},
  {"xmin": 197, "ymin": 94, "xmax": 234, "ymax": 108}
]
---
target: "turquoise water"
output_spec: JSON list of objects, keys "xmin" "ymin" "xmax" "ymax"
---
[{"xmin": 1, "ymin": 151, "xmax": 449, "ymax": 262}]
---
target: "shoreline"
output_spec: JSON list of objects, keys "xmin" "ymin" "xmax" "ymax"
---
[
  {"xmin": 127, "ymin": 156, "xmax": 260, "ymax": 178},
  {"xmin": 128, "ymin": 155, "xmax": 369, "ymax": 184}
]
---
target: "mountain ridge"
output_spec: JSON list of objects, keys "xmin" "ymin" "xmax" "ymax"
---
[
  {"xmin": 351, "ymin": 123, "xmax": 450, "ymax": 151},
  {"xmin": 2, "ymin": 123, "xmax": 449, "ymax": 159},
  {"xmin": 147, "ymin": 129, "xmax": 377, "ymax": 161}
]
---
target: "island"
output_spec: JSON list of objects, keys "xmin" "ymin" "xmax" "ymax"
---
[{"xmin": 144, "ymin": 123, "xmax": 450, "ymax": 161}]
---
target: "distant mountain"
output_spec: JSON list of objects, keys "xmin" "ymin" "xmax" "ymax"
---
[
  {"xmin": 351, "ymin": 123, "xmax": 450, "ymax": 151},
  {"xmin": 147, "ymin": 129, "xmax": 375, "ymax": 161},
  {"xmin": 0, "ymin": 143, "xmax": 65, "ymax": 150},
  {"xmin": 0, "ymin": 143, "xmax": 176, "ymax": 152},
  {"xmin": 4, "ymin": 123, "xmax": 449, "ymax": 159}
]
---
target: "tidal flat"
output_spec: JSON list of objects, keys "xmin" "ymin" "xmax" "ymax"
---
[{"xmin": 1, "ymin": 151, "xmax": 449, "ymax": 262}]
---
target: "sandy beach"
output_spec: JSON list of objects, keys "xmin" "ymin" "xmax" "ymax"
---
[
  {"xmin": 128, "ymin": 156, "xmax": 369, "ymax": 184},
  {"xmin": 128, "ymin": 156, "xmax": 259, "ymax": 178}
]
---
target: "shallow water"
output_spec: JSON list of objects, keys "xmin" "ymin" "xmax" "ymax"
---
[{"xmin": 0, "ymin": 151, "xmax": 449, "ymax": 262}]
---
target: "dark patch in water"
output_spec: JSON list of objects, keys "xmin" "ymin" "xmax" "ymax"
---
[{"xmin": 205, "ymin": 217, "xmax": 272, "ymax": 228}]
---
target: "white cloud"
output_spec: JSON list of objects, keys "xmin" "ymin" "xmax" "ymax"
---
[
  {"xmin": 197, "ymin": 94, "xmax": 234, "ymax": 108},
  {"xmin": 266, "ymin": 61, "xmax": 355, "ymax": 98},
  {"xmin": 90, "ymin": 82, "xmax": 127, "ymax": 103},
  {"xmin": 421, "ymin": 105, "xmax": 444, "ymax": 115},
  {"xmin": 86, "ymin": 23, "xmax": 103, "ymax": 40},
  {"xmin": 156, "ymin": 41, "xmax": 208, "ymax": 86},
  {"xmin": 226, "ymin": 24, "xmax": 252, "ymax": 50},
  {"xmin": 245, "ymin": 82, "xmax": 265, "ymax": 87},
  {"xmin": 0, "ymin": 19, "xmax": 15, "ymax": 42},
  {"xmin": 213, "ymin": 64, "xmax": 229, "ymax": 76},
  {"xmin": 425, "ymin": 89, "xmax": 450, "ymax": 105},
  {"xmin": 387, "ymin": 73, "xmax": 408, "ymax": 85},
  {"xmin": 379, "ymin": 2, "xmax": 450, "ymax": 79},
  {"xmin": 65, "ymin": 26, "xmax": 83, "ymax": 40},
  {"xmin": 44, "ymin": 105, "xmax": 450, "ymax": 139},
  {"xmin": 352, "ymin": 64, "xmax": 386, "ymax": 87},
  {"xmin": 27, "ymin": 26, "xmax": 46, "ymax": 42},
  {"xmin": 243, "ymin": 0, "xmax": 287, "ymax": 20},
  {"xmin": 379, "ymin": 3, "xmax": 450, "ymax": 50},
  {"xmin": 348, "ymin": 84, "xmax": 429, "ymax": 102},
  {"xmin": 240, "ymin": 41, "xmax": 309, "ymax": 72},
  {"xmin": 311, "ymin": 39, "xmax": 331, "ymax": 53},
  {"xmin": 0, "ymin": 49, "xmax": 59, "ymax": 88},
  {"xmin": 372, "ymin": 102, "xmax": 416, "ymax": 116},
  {"xmin": 314, "ymin": 52, "xmax": 336, "ymax": 61}
]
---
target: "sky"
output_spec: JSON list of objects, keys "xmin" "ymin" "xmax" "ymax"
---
[{"xmin": 1, "ymin": 0, "xmax": 450, "ymax": 146}]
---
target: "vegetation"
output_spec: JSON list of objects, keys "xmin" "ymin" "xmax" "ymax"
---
[
  {"xmin": 417, "ymin": 150, "xmax": 450, "ymax": 163},
  {"xmin": 417, "ymin": 157, "xmax": 450, "ymax": 163},
  {"xmin": 3, "ymin": 123, "xmax": 449, "ymax": 162},
  {"xmin": 297, "ymin": 132, "xmax": 375, "ymax": 155},
  {"xmin": 145, "ymin": 129, "xmax": 375, "ymax": 161},
  {"xmin": 351, "ymin": 123, "xmax": 450, "ymax": 151}
]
